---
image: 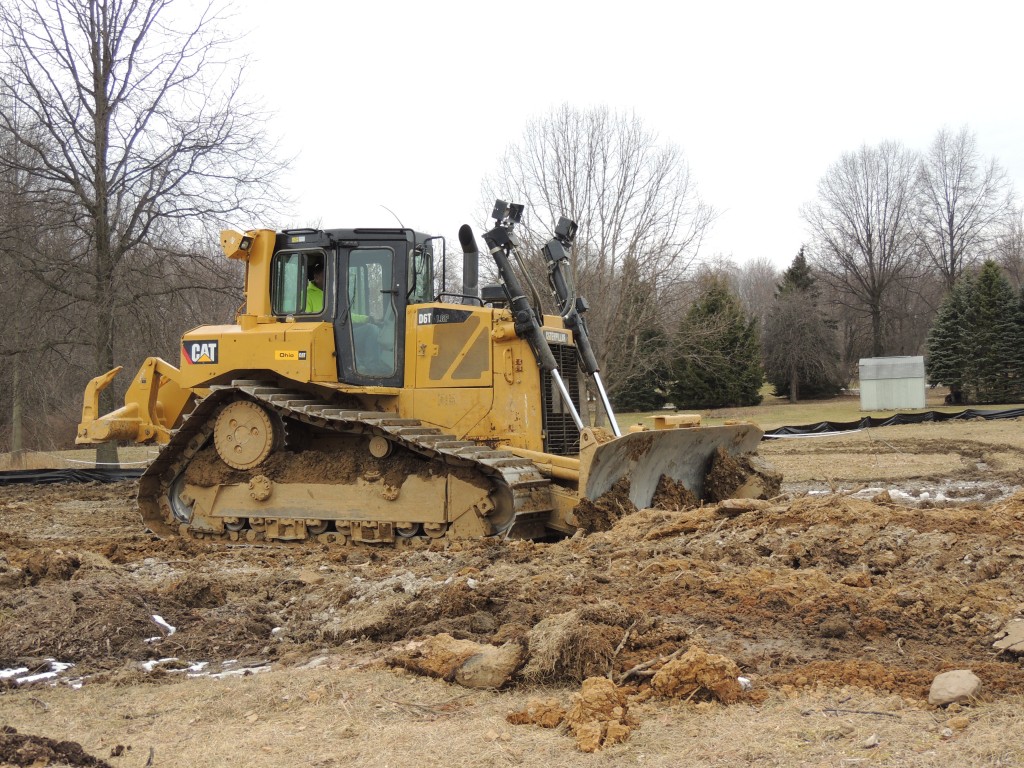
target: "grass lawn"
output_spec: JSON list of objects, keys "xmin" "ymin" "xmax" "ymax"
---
[{"xmin": 612, "ymin": 385, "xmax": 1024, "ymax": 431}]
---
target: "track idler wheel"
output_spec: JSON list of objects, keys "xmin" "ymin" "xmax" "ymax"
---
[{"xmin": 214, "ymin": 400, "xmax": 282, "ymax": 470}]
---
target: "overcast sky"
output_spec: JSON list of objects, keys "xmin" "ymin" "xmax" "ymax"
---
[{"xmin": 242, "ymin": 0, "xmax": 1024, "ymax": 269}]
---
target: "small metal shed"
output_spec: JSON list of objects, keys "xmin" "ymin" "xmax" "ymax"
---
[{"xmin": 858, "ymin": 356, "xmax": 926, "ymax": 411}]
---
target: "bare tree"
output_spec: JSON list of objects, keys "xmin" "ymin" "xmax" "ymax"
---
[
  {"xmin": 735, "ymin": 255, "xmax": 779, "ymax": 331},
  {"xmin": 916, "ymin": 126, "xmax": 1015, "ymax": 291},
  {"xmin": 0, "ymin": 81, "xmax": 81, "ymax": 460},
  {"xmin": 803, "ymin": 142, "xmax": 920, "ymax": 357},
  {"xmin": 0, "ymin": 0, "xmax": 285, "ymax": 463},
  {"xmin": 482, "ymin": 104, "xmax": 716, "ymax": 409},
  {"xmin": 763, "ymin": 289, "xmax": 842, "ymax": 402},
  {"xmin": 993, "ymin": 207, "xmax": 1024, "ymax": 291}
]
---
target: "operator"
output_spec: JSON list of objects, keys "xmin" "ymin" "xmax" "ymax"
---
[{"xmin": 305, "ymin": 263, "xmax": 325, "ymax": 313}]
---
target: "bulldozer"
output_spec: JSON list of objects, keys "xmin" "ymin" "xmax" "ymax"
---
[{"xmin": 76, "ymin": 201, "xmax": 772, "ymax": 545}]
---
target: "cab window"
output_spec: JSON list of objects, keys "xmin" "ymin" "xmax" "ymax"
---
[
  {"xmin": 349, "ymin": 247, "xmax": 397, "ymax": 377},
  {"xmin": 408, "ymin": 238, "xmax": 438, "ymax": 304},
  {"xmin": 271, "ymin": 250, "xmax": 325, "ymax": 316}
]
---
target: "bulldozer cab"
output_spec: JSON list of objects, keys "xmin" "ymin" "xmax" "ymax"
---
[{"xmin": 269, "ymin": 228, "xmax": 438, "ymax": 388}]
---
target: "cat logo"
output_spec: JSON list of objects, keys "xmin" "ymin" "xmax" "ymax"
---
[
  {"xmin": 275, "ymin": 350, "xmax": 307, "ymax": 361},
  {"xmin": 183, "ymin": 340, "xmax": 219, "ymax": 365}
]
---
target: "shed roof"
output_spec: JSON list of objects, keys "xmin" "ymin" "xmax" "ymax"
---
[{"xmin": 858, "ymin": 356, "xmax": 925, "ymax": 381}]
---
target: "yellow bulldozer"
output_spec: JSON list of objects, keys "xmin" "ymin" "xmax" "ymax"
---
[{"xmin": 77, "ymin": 201, "xmax": 772, "ymax": 545}]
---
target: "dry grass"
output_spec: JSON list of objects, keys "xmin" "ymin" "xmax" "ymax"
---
[{"xmin": 1, "ymin": 665, "xmax": 1021, "ymax": 767}]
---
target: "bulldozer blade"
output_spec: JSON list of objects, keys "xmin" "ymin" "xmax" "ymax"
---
[{"xmin": 582, "ymin": 424, "xmax": 764, "ymax": 508}]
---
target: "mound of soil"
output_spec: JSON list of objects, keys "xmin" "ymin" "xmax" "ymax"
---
[
  {"xmin": 564, "ymin": 677, "xmax": 634, "ymax": 752},
  {"xmin": 0, "ymin": 727, "xmax": 112, "ymax": 768},
  {"xmin": 2, "ymin": 420, "xmax": 1024, "ymax": 705}
]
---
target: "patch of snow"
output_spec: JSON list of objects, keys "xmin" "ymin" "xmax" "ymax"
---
[
  {"xmin": 151, "ymin": 614, "xmax": 176, "ymax": 635},
  {"xmin": 141, "ymin": 657, "xmax": 179, "ymax": 672},
  {"xmin": 3, "ymin": 659, "xmax": 76, "ymax": 686},
  {"xmin": 208, "ymin": 664, "xmax": 272, "ymax": 679}
]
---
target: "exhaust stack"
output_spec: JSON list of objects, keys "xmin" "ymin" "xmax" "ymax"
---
[{"xmin": 458, "ymin": 224, "xmax": 479, "ymax": 303}]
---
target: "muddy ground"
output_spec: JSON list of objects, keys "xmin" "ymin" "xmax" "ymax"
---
[{"xmin": 0, "ymin": 418, "xmax": 1023, "ymax": 766}]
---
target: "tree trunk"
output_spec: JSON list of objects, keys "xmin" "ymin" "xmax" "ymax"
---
[
  {"xmin": 92, "ymin": 61, "xmax": 119, "ymax": 470},
  {"xmin": 788, "ymin": 364, "xmax": 799, "ymax": 404},
  {"xmin": 93, "ymin": 228, "xmax": 120, "ymax": 469},
  {"xmin": 94, "ymin": 293, "xmax": 120, "ymax": 468},
  {"xmin": 871, "ymin": 304, "xmax": 884, "ymax": 357},
  {"xmin": 11, "ymin": 354, "xmax": 25, "ymax": 468}
]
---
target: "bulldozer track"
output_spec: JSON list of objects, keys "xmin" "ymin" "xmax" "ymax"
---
[{"xmin": 139, "ymin": 379, "xmax": 554, "ymax": 544}]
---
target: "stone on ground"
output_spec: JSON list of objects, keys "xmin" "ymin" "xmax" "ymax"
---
[
  {"xmin": 992, "ymin": 618, "xmax": 1024, "ymax": 654},
  {"xmin": 928, "ymin": 669, "xmax": 982, "ymax": 706}
]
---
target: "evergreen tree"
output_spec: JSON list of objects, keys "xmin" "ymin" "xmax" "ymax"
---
[
  {"xmin": 670, "ymin": 279, "xmax": 763, "ymax": 409},
  {"xmin": 968, "ymin": 262, "xmax": 1018, "ymax": 403},
  {"xmin": 927, "ymin": 262, "xmax": 1022, "ymax": 405},
  {"xmin": 1014, "ymin": 291, "xmax": 1024, "ymax": 401},
  {"xmin": 611, "ymin": 327, "xmax": 671, "ymax": 412},
  {"xmin": 763, "ymin": 249, "xmax": 843, "ymax": 401},
  {"xmin": 777, "ymin": 246, "xmax": 815, "ymax": 293},
  {"xmin": 926, "ymin": 272, "xmax": 973, "ymax": 400}
]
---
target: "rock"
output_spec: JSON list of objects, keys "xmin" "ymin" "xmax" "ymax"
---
[
  {"xmin": 928, "ymin": 669, "xmax": 982, "ymax": 706},
  {"xmin": 454, "ymin": 642, "xmax": 524, "ymax": 689},
  {"xmin": 862, "ymin": 733, "xmax": 880, "ymax": 749},
  {"xmin": 992, "ymin": 618, "xmax": 1024, "ymax": 654},
  {"xmin": 388, "ymin": 633, "xmax": 523, "ymax": 689}
]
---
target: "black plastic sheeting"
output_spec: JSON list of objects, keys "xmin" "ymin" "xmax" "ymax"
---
[
  {"xmin": 0, "ymin": 468, "xmax": 145, "ymax": 486},
  {"xmin": 764, "ymin": 407, "xmax": 1024, "ymax": 437}
]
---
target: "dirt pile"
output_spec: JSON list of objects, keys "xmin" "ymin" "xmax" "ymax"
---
[
  {"xmin": 563, "ymin": 677, "xmax": 635, "ymax": 752},
  {"xmin": 506, "ymin": 697, "xmax": 566, "ymax": 728},
  {"xmin": 2, "ymin": 444, "xmax": 1024, "ymax": 704},
  {"xmin": 650, "ymin": 646, "xmax": 744, "ymax": 703},
  {"xmin": 705, "ymin": 446, "xmax": 783, "ymax": 501},
  {"xmin": 573, "ymin": 478, "xmax": 636, "ymax": 532},
  {"xmin": 0, "ymin": 727, "xmax": 112, "ymax": 768}
]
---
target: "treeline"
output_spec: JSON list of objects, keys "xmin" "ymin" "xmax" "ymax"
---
[
  {"xmin": 0, "ymin": 0, "xmax": 283, "ymax": 461},
  {"xmin": 585, "ymin": 127, "xmax": 1024, "ymax": 411}
]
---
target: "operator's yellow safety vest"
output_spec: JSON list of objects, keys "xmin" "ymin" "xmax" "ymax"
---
[{"xmin": 305, "ymin": 282, "xmax": 323, "ymax": 313}]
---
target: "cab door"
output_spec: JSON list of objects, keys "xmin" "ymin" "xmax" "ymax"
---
[{"xmin": 334, "ymin": 243, "xmax": 406, "ymax": 387}]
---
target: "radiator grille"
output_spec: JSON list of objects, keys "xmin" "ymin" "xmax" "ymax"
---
[{"xmin": 541, "ymin": 343, "xmax": 582, "ymax": 456}]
